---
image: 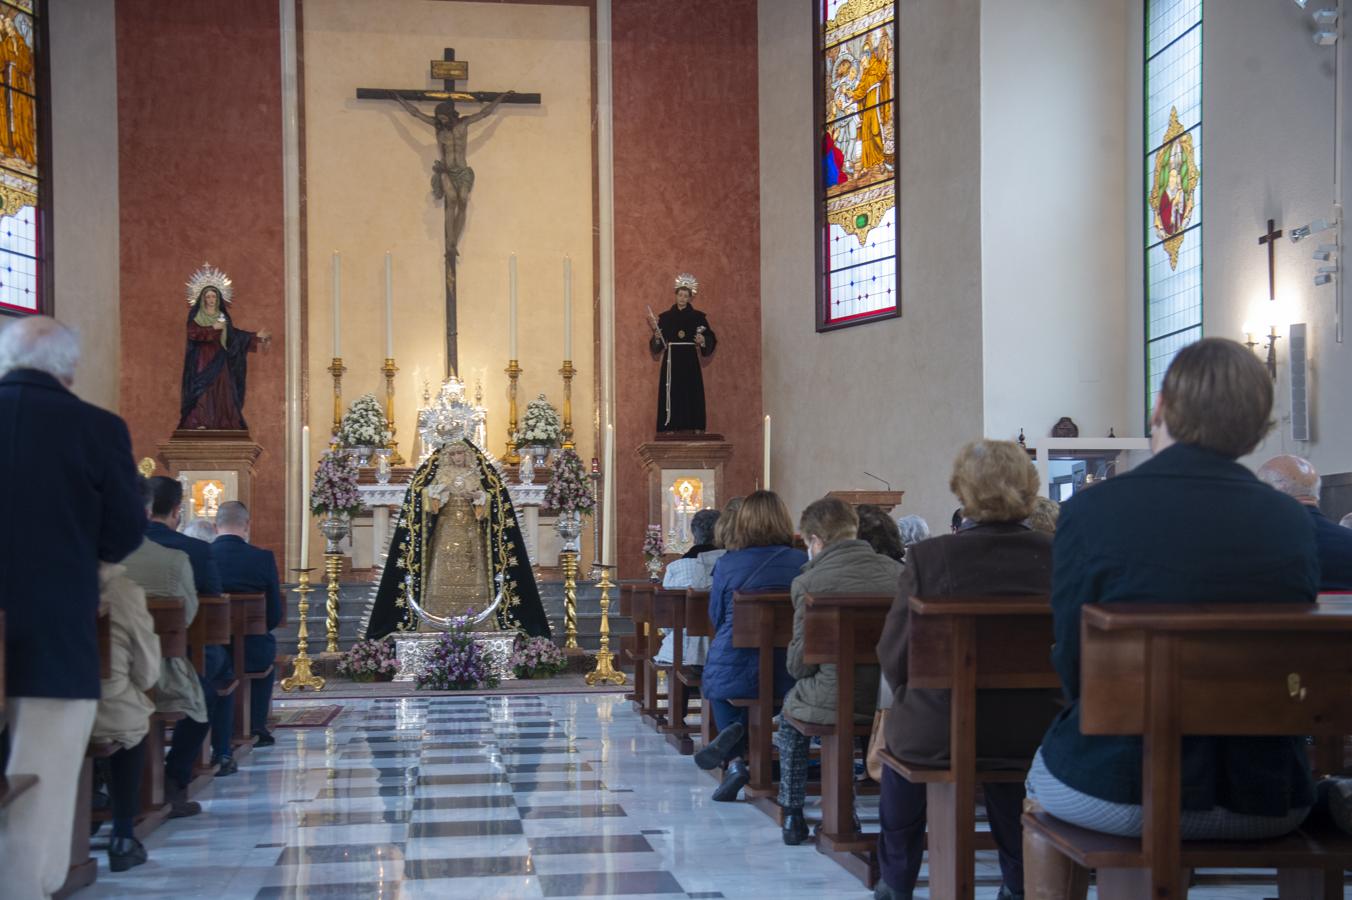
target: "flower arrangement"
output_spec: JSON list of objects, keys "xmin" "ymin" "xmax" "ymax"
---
[
  {"xmin": 415, "ymin": 614, "xmax": 501, "ymax": 691},
  {"xmin": 643, "ymin": 525, "xmax": 665, "ymax": 560},
  {"xmin": 311, "ymin": 450, "xmax": 364, "ymax": 517},
  {"xmin": 338, "ymin": 394, "xmax": 391, "ymax": 449},
  {"xmin": 513, "ymin": 394, "xmax": 563, "ymax": 447},
  {"xmin": 544, "ymin": 448, "xmax": 595, "ymax": 515},
  {"xmin": 336, "ymin": 637, "xmax": 398, "ymax": 682},
  {"xmin": 510, "ymin": 634, "xmax": 568, "ymax": 679}
]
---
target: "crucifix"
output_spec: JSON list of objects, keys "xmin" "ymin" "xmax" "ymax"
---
[
  {"xmin": 357, "ymin": 49, "xmax": 541, "ymax": 375},
  {"xmin": 1258, "ymin": 217, "xmax": 1284, "ymax": 302}
]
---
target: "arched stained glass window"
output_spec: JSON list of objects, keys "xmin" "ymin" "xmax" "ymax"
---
[{"xmin": 0, "ymin": 0, "xmax": 45, "ymax": 317}]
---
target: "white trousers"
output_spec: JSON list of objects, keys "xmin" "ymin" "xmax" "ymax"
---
[{"xmin": 1, "ymin": 697, "xmax": 98, "ymax": 900}]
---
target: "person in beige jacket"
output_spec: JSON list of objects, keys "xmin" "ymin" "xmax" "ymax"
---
[{"xmin": 91, "ymin": 563, "xmax": 159, "ymax": 871}]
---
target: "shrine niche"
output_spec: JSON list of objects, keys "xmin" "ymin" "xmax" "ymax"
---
[{"xmin": 637, "ymin": 439, "xmax": 732, "ymax": 559}]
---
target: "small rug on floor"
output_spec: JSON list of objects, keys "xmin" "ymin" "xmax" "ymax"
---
[{"xmin": 270, "ymin": 705, "xmax": 342, "ymax": 728}]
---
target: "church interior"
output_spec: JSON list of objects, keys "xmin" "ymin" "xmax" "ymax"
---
[{"xmin": 2, "ymin": 0, "xmax": 1352, "ymax": 897}]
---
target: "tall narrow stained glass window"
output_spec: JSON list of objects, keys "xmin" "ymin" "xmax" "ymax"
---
[
  {"xmin": 816, "ymin": 0, "xmax": 898, "ymax": 331},
  {"xmin": 0, "ymin": 0, "xmax": 42, "ymax": 316},
  {"xmin": 1144, "ymin": 0, "xmax": 1202, "ymax": 416}
]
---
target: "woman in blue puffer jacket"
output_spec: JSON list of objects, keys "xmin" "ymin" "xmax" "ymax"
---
[{"xmin": 693, "ymin": 490, "xmax": 808, "ymax": 801}]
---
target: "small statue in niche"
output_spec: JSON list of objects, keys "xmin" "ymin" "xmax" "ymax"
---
[
  {"xmin": 1051, "ymin": 417, "xmax": 1079, "ymax": 438},
  {"xmin": 648, "ymin": 273, "xmax": 717, "ymax": 433},
  {"xmin": 178, "ymin": 265, "xmax": 271, "ymax": 431}
]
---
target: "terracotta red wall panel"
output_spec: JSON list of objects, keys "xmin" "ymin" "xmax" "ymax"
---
[
  {"xmin": 116, "ymin": 1, "xmax": 287, "ymax": 560},
  {"xmin": 612, "ymin": 0, "xmax": 762, "ymax": 579}
]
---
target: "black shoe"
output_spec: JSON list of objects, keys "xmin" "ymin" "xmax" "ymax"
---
[
  {"xmin": 873, "ymin": 882, "xmax": 912, "ymax": 900},
  {"xmin": 212, "ymin": 755, "xmax": 238, "ymax": 776},
  {"xmin": 694, "ymin": 722, "xmax": 745, "ymax": 771},
  {"xmin": 711, "ymin": 759, "xmax": 749, "ymax": 802},
  {"xmin": 995, "ymin": 888, "xmax": 1024, "ymax": 900},
  {"xmin": 253, "ymin": 730, "xmax": 276, "ymax": 747},
  {"xmin": 165, "ymin": 782, "xmax": 202, "ymax": 819},
  {"xmin": 781, "ymin": 808, "xmax": 809, "ymax": 845},
  {"xmin": 108, "ymin": 836, "xmax": 148, "ymax": 872}
]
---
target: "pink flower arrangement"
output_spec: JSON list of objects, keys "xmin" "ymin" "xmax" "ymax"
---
[
  {"xmin": 544, "ymin": 448, "xmax": 595, "ymax": 515},
  {"xmin": 415, "ymin": 613, "xmax": 501, "ymax": 691},
  {"xmin": 510, "ymin": 634, "xmax": 568, "ymax": 679},
  {"xmin": 336, "ymin": 637, "xmax": 398, "ymax": 682},
  {"xmin": 311, "ymin": 450, "xmax": 363, "ymax": 517},
  {"xmin": 642, "ymin": 525, "xmax": 665, "ymax": 560}
]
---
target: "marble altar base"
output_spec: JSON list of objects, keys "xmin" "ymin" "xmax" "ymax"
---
[{"xmin": 393, "ymin": 631, "xmax": 518, "ymax": 683}]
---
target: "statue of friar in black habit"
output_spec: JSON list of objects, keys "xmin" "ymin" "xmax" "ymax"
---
[{"xmin": 648, "ymin": 272, "xmax": 717, "ymax": 433}]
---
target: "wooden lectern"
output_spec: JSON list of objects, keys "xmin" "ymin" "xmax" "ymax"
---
[{"xmin": 826, "ymin": 490, "xmax": 905, "ymax": 513}]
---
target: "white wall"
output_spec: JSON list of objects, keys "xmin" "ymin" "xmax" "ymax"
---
[
  {"xmin": 48, "ymin": 0, "xmax": 120, "ymax": 411},
  {"xmin": 980, "ymin": 0, "xmax": 1134, "ymax": 443}
]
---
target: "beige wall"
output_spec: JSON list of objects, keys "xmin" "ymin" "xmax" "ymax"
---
[
  {"xmin": 49, "ymin": 0, "xmax": 121, "ymax": 411},
  {"xmin": 303, "ymin": 1, "xmax": 595, "ymax": 513},
  {"xmin": 759, "ymin": 0, "xmax": 985, "ymax": 532}
]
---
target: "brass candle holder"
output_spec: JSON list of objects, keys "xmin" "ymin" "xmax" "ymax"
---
[
  {"xmin": 560, "ymin": 359, "xmax": 576, "ymax": 450},
  {"xmin": 381, "ymin": 357, "xmax": 405, "ymax": 464},
  {"xmin": 586, "ymin": 566, "xmax": 626, "ymax": 686},
  {"xmin": 504, "ymin": 359, "xmax": 522, "ymax": 465},
  {"xmin": 561, "ymin": 549, "xmax": 580, "ymax": 650},
  {"xmin": 281, "ymin": 569, "xmax": 326, "ymax": 692},
  {"xmin": 325, "ymin": 550, "xmax": 342, "ymax": 654},
  {"xmin": 329, "ymin": 357, "xmax": 346, "ymax": 436}
]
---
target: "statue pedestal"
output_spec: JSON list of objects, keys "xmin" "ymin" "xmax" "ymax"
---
[
  {"xmin": 636, "ymin": 438, "xmax": 733, "ymax": 557},
  {"xmin": 157, "ymin": 430, "xmax": 263, "ymax": 522},
  {"xmin": 392, "ymin": 631, "xmax": 517, "ymax": 683}
]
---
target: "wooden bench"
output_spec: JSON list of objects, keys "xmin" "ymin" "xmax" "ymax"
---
[
  {"xmin": 189, "ymin": 594, "xmax": 235, "ymax": 770},
  {"xmin": 227, "ymin": 592, "xmax": 268, "ymax": 747},
  {"xmin": 619, "ymin": 583, "xmax": 650, "ymax": 710},
  {"xmin": 623, "ymin": 584, "xmax": 666, "ymax": 725},
  {"xmin": 874, "ymin": 594, "xmax": 1056, "ymax": 900},
  {"xmin": 1022, "ymin": 602, "xmax": 1352, "ymax": 899},
  {"xmin": 145, "ymin": 596, "xmax": 188, "ymax": 814},
  {"xmin": 682, "ymin": 589, "xmax": 715, "ymax": 752},
  {"xmin": 730, "ymin": 590, "xmax": 794, "ymax": 798},
  {"xmin": 653, "ymin": 588, "xmax": 698, "ymax": 750},
  {"xmin": 782, "ymin": 591, "xmax": 894, "ymax": 880}
]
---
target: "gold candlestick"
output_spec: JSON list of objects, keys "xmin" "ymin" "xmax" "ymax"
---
[
  {"xmin": 381, "ymin": 357, "xmax": 405, "ymax": 465},
  {"xmin": 504, "ymin": 359, "xmax": 522, "ymax": 465},
  {"xmin": 281, "ymin": 569, "xmax": 326, "ymax": 692},
  {"xmin": 561, "ymin": 549, "xmax": 580, "ymax": 649},
  {"xmin": 560, "ymin": 359, "xmax": 576, "ymax": 450},
  {"xmin": 586, "ymin": 566, "xmax": 626, "ymax": 686},
  {"xmin": 329, "ymin": 357, "xmax": 346, "ymax": 436},
  {"xmin": 325, "ymin": 551, "xmax": 342, "ymax": 653}
]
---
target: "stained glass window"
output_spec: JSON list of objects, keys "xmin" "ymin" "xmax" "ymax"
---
[
  {"xmin": 0, "ymin": 0, "xmax": 42, "ymax": 316},
  {"xmin": 816, "ymin": 0, "xmax": 898, "ymax": 331},
  {"xmin": 1144, "ymin": 0, "xmax": 1202, "ymax": 418}
]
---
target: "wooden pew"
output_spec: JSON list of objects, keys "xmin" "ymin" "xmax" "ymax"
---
[
  {"xmin": 682, "ymin": 589, "xmax": 716, "ymax": 752},
  {"xmin": 653, "ymin": 588, "xmax": 698, "ymax": 751},
  {"xmin": 783, "ymin": 592, "xmax": 893, "ymax": 881},
  {"xmin": 664, "ymin": 588, "xmax": 713, "ymax": 755},
  {"xmin": 877, "ymin": 594, "xmax": 1057, "ymax": 900},
  {"xmin": 143, "ymin": 596, "xmax": 188, "ymax": 818},
  {"xmin": 730, "ymin": 590, "xmax": 794, "ymax": 798},
  {"xmin": 227, "ymin": 592, "xmax": 268, "ymax": 748},
  {"xmin": 189, "ymin": 595, "xmax": 235, "ymax": 770},
  {"xmin": 623, "ymin": 584, "xmax": 665, "ymax": 724},
  {"xmin": 0, "ymin": 610, "xmax": 40, "ymax": 807},
  {"xmin": 1023, "ymin": 602, "xmax": 1352, "ymax": 899},
  {"xmin": 619, "ymin": 584, "xmax": 647, "ymax": 709}
]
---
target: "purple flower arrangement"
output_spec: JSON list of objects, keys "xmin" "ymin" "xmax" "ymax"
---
[
  {"xmin": 415, "ymin": 614, "xmax": 501, "ymax": 691},
  {"xmin": 543, "ymin": 448, "xmax": 595, "ymax": 515},
  {"xmin": 510, "ymin": 634, "xmax": 568, "ymax": 679},
  {"xmin": 642, "ymin": 525, "xmax": 665, "ymax": 560},
  {"xmin": 336, "ymin": 637, "xmax": 398, "ymax": 682},
  {"xmin": 311, "ymin": 450, "xmax": 363, "ymax": 517}
]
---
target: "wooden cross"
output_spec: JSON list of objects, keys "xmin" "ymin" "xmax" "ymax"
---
[
  {"xmin": 355, "ymin": 48, "xmax": 541, "ymax": 106},
  {"xmin": 1258, "ymin": 218, "xmax": 1284, "ymax": 302}
]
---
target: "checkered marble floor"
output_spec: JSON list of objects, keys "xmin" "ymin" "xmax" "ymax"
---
[{"xmin": 78, "ymin": 693, "xmax": 1300, "ymax": 899}]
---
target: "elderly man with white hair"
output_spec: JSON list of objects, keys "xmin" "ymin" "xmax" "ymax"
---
[
  {"xmin": 1257, "ymin": 454, "xmax": 1352, "ymax": 591},
  {"xmin": 0, "ymin": 316, "xmax": 145, "ymax": 898}
]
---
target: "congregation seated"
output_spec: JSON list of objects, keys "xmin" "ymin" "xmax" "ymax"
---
[
  {"xmin": 654, "ymin": 504, "xmax": 732, "ymax": 667},
  {"xmin": 892, "ymin": 514, "xmax": 930, "ymax": 559},
  {"xmin": 875, "ymin": 439, "xmax": 1059, "ymax": 900},
  {"xmin": 91, "ymin": 562, "xmax": 161, "ymax": 872},
  {"xmin": 693, "ymin": 490, "xmax": 807, "ymax": 801},
  {"xmin": 1026, "ymin": 339, "xmax": 1319, "ymax": 896},
  {"xmin": 855, "ymin": 504, "xmax": 905, "ymax": 562},
  {"xmin": 181, "ymin": 517, "xmax": 218, "ymax": 544},
  {"xmin": 1257, "ymin": 454, "xmax": 1352, "ymax": 591},
  {"xmin": 211, "ymin": 501, "xmax": 282, "ymax": 747},
  {"xmin": 1026, "ymin": 495, "xmax": 1059, "ymax": 534},
  {"xmin": 776, "ymin": 497, "xmax": 902, "ymax": 845}
]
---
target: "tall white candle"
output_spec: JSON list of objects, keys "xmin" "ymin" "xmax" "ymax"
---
[
  {"xmin": 563, "ymin": 256, "xmax": 573, "ymax": 360},
  {"xmin": 763, "ymin": 415, "xmax": 772, "ymax": 492},
  {"xmin": 509, "ymin": 253, "xmax": 519, "ymax": 359},
  {"xmin": 602, "ymin": 422, "xmax": 616, "ymax": 566},
  {"xmin": 384, "ymin": 251, "xmax": 394, "ymax": 358},
  {"xmin": 299, "ymin": 424, "xmax": 311, "ymax": 570},
  {"xmin": 331, "ymin": 251, "xmax": 342, "ymax": 358}
]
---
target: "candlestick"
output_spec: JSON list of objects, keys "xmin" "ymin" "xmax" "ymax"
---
[
  {"xmin": 602, "ymin": 423, "xmax": 615, "ymax": 566},
  {"xmin": 563, "ymin": 256, "xmax": 573, "ymax": 360},
  {"xmin": 384, "ymin": 251, "xmax": 394, "ymax": 359},
  {"xmin": 589, "ymin": 458, "xmax": 602, "ymax": 580},
  {"xmin": 585, "ymin": 566, "xmax": 626, "ymax": 686},
  {"xmin": 332, "ymin": 252, "xmax": 341, "ymax": 358},
  {"xmin": 381, "ymin": 358, "xmax": 405, "ymax": 464},
  {"xmin": 325, "ymin": 550, "xmax": 342, "ymax": 654},
  {"xmin": 561, "ymin": 548, "xmax": 579, "ymax": 650},
  {"xmin": 299, "ymin": 425, "xmax": 311, "ymax": 570},
  {"xmin": 504, "ymin": 359, "xmax": 522, "ymax": 465},
  {"xmin": 329, "ymin": 357, "xmax": 346, "ymax": 436},
  {"xmin": 508, "ymin": 253, "xmax": 519, "ymax": 360},
  {"xmin": 280, "ymin": 569, "xmax": 326, "ymax": 692},
  {"xmin": 763, "ymin": 414, "xmax": 772, "ymax": 492},
  {"xmin": 560, "ymin": 359, "xmax": 576, "ymax": 450}
]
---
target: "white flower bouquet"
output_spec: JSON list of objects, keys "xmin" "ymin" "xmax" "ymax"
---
[
  {"xmin": 338, "ymin": 394, "xmax": 391, "ymax": 449},
  {"xmin": 513, "ymin": 394, "xmax": 563, "ymax": 447}
]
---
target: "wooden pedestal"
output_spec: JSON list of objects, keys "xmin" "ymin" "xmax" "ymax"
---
[
  {"xmin": 156, "ymin": 430, "xmax": 264, "ymax": 519},
  {"xmin": 636, "ymin": 438, "xmax": 733, "ymax": 561}
]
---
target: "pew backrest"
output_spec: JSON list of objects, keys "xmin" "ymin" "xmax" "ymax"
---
[
  {"xmin": 801, "ymin": 592, "xmax": 892, "ymax": 665},
  {"xmin": 907, "ymin": 595, "xmax": 1058, "ymax": 691},
  {"xmin": 731, "ymin": 590, "xmax": 793, "ymax": 650},
  {"xmin": 685, "ymin": 590, "xmax": 713, "ymax": 638},
  {"xmin": 146, "ymin": 596, "xmax": 188, "ymax": 658}
]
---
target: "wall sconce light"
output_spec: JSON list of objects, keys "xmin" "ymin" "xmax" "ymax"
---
[
  {"xmin": 1313, "ymin": 7, "xmax": 1339, "ymax": 25},
  {"xmin": 1315, "ymin": 29, "xmax": 1339, "ymax": 44},
  {"xmin": 1313, "ymin": 243, "xmax": 1338, "ymax": 261},
  {"xmin": 1290, "ymin": 217, "xmax": 1335, "ymax": 243},
  {"xmin": 1244, "ymin": 318, "xmax": 1281, "ymax": 382}
]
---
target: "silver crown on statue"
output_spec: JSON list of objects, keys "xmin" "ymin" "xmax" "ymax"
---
[{"xmin": 418, "ymin": 376, "xmax": 477, "ymax": 450}]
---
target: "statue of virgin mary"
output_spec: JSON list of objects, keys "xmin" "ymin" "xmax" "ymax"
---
[
  {"xmin": 365, "ymin": 377, "xmax": 550, "ymax": 640},
  {"xmin": 179, "ymin": 264, "xmax": 271, "ymax": 430}
]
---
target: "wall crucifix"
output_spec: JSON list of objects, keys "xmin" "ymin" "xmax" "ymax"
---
[
  {"xmin": 1258, "ymin": 217, "xmax": 1284, "ymax": 302},
  {"xmin": 356, "ymin": 49, "xmax": 541, "ymax": 375}
]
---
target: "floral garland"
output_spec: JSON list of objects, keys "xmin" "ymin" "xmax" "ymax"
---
[
  {"xmin": 543, "ymin": 448, "xmax": 595, "ymax": 515},
  {"xmin": 510, "ymin": 634, "xmax": 567, "ymax": 679},
  {"xmin": 415, "ymin": 614, "xmax": 501, "ymax": 691},
  {"xmin": 513, "ymin": 394, "xmax": 562, "ymax": 447},
  {"xmin": 311, "ymin": 450, "xmax": 364, "ymax": 517},
  {"xmin": 338, "ymin": 394, "xmax": 391, "ymax": 448},
  {"xmin": 336, "ymin": 637, "xmax": 398, "ymax": 681}
]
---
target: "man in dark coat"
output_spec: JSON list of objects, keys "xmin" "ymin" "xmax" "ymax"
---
[
  {"xmin": 1257, "ymin": 454, "xmax": 1352, "ymax": 591},
  {"xmin": 0, "ymin": 317, "xmax": 145, "ymax": 897},
  {"xmin": 648, "ymin": 274, "xmax": 716, "ymax": 433},
  {"xmin": 212, "ymin": 501, "xmax": 282, "ymax": 746}
]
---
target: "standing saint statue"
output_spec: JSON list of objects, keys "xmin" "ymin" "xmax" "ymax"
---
[
  {"xmin": 178, "ymin": 265, "xmax": 271, "ymax": 431},
  {"xmin": 648, "ymin": 273, "xmax": 717, "ymax": 434}
]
